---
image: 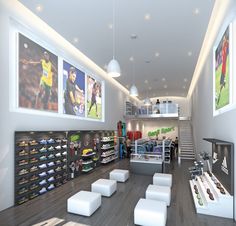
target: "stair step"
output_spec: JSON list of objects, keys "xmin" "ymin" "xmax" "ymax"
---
[{"xmin": 180, "ymin": 156, "xmax": 195, "ymax": 160}]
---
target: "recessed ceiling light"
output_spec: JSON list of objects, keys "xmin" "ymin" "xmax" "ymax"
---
[
  {"xmin": 36, "ymin": 4, "xmax": 43, "ymax": 12},
  {"xmin": 108, "ymin": 23, "xmax": 113, "ymax": 29},
  {"xmin": 144, "ymin": 14, "xmax": 151, "ymax": 20},
  {"xmin": 162, "ymin": 77, "xmax": 166, "ymax": 82},
  {"xmin": 184, "ymin": 78, "xmax": 188, "ymax": 82},
  {"xmin": 188, "ymin": 51, "xmax": 192, "ymax": 56},
  {"xmin": 183, "ymin": 86, "xmax": 186, "ymax": 89},
  {"xmin": 193, "ymin": 8, "xmax": 200, "ymax": 15},
  {"xmin": 129, "ymin": 56, "xmax": 134, "ymax": 61},
  {"xmin": 155, "ymin": 52, "xmax": 160, "ymax": 57},
  {"xmin": 144, "ymin": 80, "xmax": 148, "ymax": 84},
  {"xmin": 164, "ymin": 84, "xmax": 167, "ymax": 89},
  {"xmin": 73, "ymin": 37, "xmax": 79, "ymax": 43},
  {"xmin": 130, "ymin": 34, "xmax": 138, "ymax": 39}
]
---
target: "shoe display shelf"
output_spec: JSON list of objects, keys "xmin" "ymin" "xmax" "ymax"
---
[
  {"xmin": 81, "ymin": 149, "xmax": 96, "ymax": 173},
  {"xmin": 15, "ymin": 131, "xmax": 68, "ymax": 206},
  {"xmin": 101, "ymin": 136, "xmax": 118, "ymax": 164},
  {"xmin": 189, "ymin": 172, "xmax": 233, "ymax": 218}
]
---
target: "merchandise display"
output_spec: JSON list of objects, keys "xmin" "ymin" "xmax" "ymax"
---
[{"xmin": 15, "ymin": 131, "xmax": 68, "ymax": 205}]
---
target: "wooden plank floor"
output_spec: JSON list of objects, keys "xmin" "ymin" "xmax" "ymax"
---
[{"xmin": 0, "ymin": 159, "xmax": 236, "ymax": 226}]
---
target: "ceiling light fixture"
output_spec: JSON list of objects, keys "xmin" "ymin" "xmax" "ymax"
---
[
  {"xmin": 36, "ymin": 4, "xmax": 43, "ymax": 12},
  {"xmin": 144, "ymin": 14, "xmax": 151, "ymax": 21},
  {"xmin": 162, "ymin": 77, "xmax": 166, "ymax": 82},
  {"xmin": 188, "ymin": 51, "xmax": 192, "ymax": 56},
  {"xmin": 193, "ymin": 8, "xmax": 200, "ymax": 15},
  {"xmin": 184, "ymin": 78, "xmax": 188, "ymax": 82},
  {"xmin": 155, "ymin": 52, "xmax": 160, "ymax": 57},
  {"xmin": 144, "ymin": 80, "xmax": 148, "ymax": 84},
  {"xmin": 107, "ymin": 0, "xmax": 121, "ymax": 77},
  {"xmin": 73, "ymin": 37, "xmax": 79, "ymax": 43}
]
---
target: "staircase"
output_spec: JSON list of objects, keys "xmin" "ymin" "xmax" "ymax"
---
[{"xmin": 178, "ymin": 120, "xmax": 195, "ymax": 160}]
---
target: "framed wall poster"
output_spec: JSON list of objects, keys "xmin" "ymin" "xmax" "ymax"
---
[
  {"xmin": 214, "ymin": 26, "xmax": 230, "ymax": 113},
  {"xmin": 87, "ymin": 75, "xmax": 102, "ymax": 120},
  {"xmin": 63, "ymin": 60, "xmax": 85, "ymax": 117},
  {"xmin": 18, "ymin": 33, "xmax": 58, "ymax": 112}
]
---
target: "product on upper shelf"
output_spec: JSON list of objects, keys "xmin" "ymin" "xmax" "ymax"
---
[
  {"xmin": 55, "ymin": 145, "xmax": 61, "ymax": 150},
  {"xmin": 30, "ymin": 174, "xmax": 39, "ymax": 181},
  {"xmin": 39, "ymin": 147, "xmax": 47, "ymax": 153},
  {"xmin": 55, "ymin": 174, "xmax": 62, "ymax": 180},
  {"xmin": 82, "ymin": 149, "xmax": 93, "ymax": 156},
  {"xmin": 55, "ymin": 160, "xmax": 61, "ymax": 165},
  {"xmin": 39, "ymin": 187, "xmax": 47, "ymax": 194},
  {"xmin": 39, "ymin": 179, "xmax": 47, "ymax": 186},
  {"xmin": 30, "ymin": 166, "xmax": 38, "ymax": 172},
  {"xmin": 30, "ymin": 149, "xmax": 38, "ymax": 155},
  {"xmin": 29, "ymin": 140, "xmax": 38, "ymax": 146},
  {"xmin": 18, "ymin": 187, "xmax": 28, "ymax": 195},
  {"xmin": 39, "ymin": 139, "xmax": 47, "ymax": 145},
  {"xmin": 56, "ymin": 182, "xmax": 62, "ymax": 187},
  {"xmin": 18, "ymin": 159, "xmax": 28, "ymax": 166},
  {"xmin": 62, "ymin": 158, "xmax": 67, "ymax": 163},
  {"xmin": 39, "ymin": 171, "xmax": 47, "ymax": 177},
  {"xmin": 39, "ymin": 155, "xmax": 47, "ymax": 161},
  {"xmin": 39, "ymin": 163, "xmax": 47, "ymax": 169},
  {"xmin": 48, "ymin": 176, "xmax": 55, "ymax": 182},
  {"xmin": 55, "ymin": 167, "xmax": 62, "ymax": 172},
  {"xmin": 30, "ymin": 192, "xmax": 39, "ymax": 199},
  {"xmin": 30, "ymin": 158, "xmax": 38, "ymax": 164},
  {"xmin": 18, "ymin": 196, "xmax": 28, "ymax": 204},
  {"xmin": 18, "ymin": 169, "xmax": 28, "ymax": 175},
  {"xmin": 62, "ymin": 165, "xmax": 67, "ymax": 170},
  {"xmin": 18, "ymin": 177, "xmax": 28, "ymax": 185},
  {"xmin": 47, "ymin": 138, "xmax": 55, "ymax": 144},
  {"xmin": 30, "ymin": 183, "xmax": 38, "ymax": 190},
  {"xmin": 55, "ymin": 153, "xmax": 61, "ymax": 157},
  {"xmin": 18, "ymin": 141, "xmax": 28, "ymax": 147},
  {"xmin": 47, "ymin": 161, "xmax": 55, "ymax": 167},
  {"xmin": 55, "ymin": 139, "xmax": 61, "ymax": 143},
  {"xmin": 48, "ymin": 146, "xmax": 54, "ymax": 151},
  {"xmin": 48, "ymin": 154, "xmax": 54, "ymax": 159},
  {"xmin": 62, "ymin": 151, "xmax": 67, "ymax": 156},
  {"xmin": 18, "ymin": 150, "xmax": 28, "ymax": 156},
  {"xmin": 62, "ymin": 145, "xmax": 67, "ymax": 149},
  {"xmin": 47, "ymin": 169, "xmax": 54, "ymax": 174},
  {"xmin": 47, "ymin": 184, "xmax": 55, "ymax": 190},
  {"xmin": 62, "ymin": 138, "xmax": 67, "ymax": 143}
]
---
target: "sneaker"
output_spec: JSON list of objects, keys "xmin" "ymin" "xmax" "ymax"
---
[
  {"xmin": 55, "ymin": 167, "xmax": 62, "ymax": 172},
  {"xmin": 30, "ymin": 166, "xmax": 38, "ymax": 172},
  {"xmin": 47, "ymin": 138, "xmax": 55, "ymax": 144},
  {"xmin": 18, "ymin": 169, "xmax": 28, "ymax": 175},
  {"xmin": 18, "ymin": 150, "xmax": 28, "ymax": 156},
  {"xmin": 62, "ymin": 151, "xmax": 67, "ymax": 156},
  {"xmin": 55, "ymin": 146, "xmax": 61, "ymax": 150},
  {"xmin": 39, "ymin": 163, "xmax": 47, "ymax": 169},
  {"xmin": 62, "ymin": 139, "xmax": 67, "ymax": 143},
  {"xmin": 55, "ymin": 174, "xmax": 62, "ymax": 179},
  {"xmin": 55, "ymin": 153, "xmax": 61, "ymax": 157},
  {"xmin": 55, "ymin": 182, "xmax": 62, "ymax": 187},
  {"xmin": 62, "ymin": 158, "xmax": 67, "ymax": 163},
  {"xmin": 39, "ymin": 187, "xmax": 47, "ymax": 194},
  {"xmin": 47, "ymin": 161, "xmax": 55, "ymax": 167},
  {"xmin": 62, "ymin": 165, "xmax": 67, "ymax": 170},
  {"xmin": 62, "ymin": 145, "xmax": 67, "ymax": 149},
  {"xmin": 48, "ymin": 154, "xmax": 54, "ymax": 159},
  {"xmin": 48, "ymin": 176, "xmax": 55, "ymax": 182},
  {"xmin": 39, "ymin": 139, "xmax": 47, "ymax": 145},
  {"xmin": 30, "ymin": 175, "xmax": 39, "ymax": 181},
  {"xmin": 18, "ymin": 141, "xmax": 28, "ymax": 147},
  {"xmin": 55, "ymin": 160, "xmax": 61, "ymax": 165},
  {"xmin": 47, "ymin": 169, "xmax": 54, "ymax": 174},
  {"xmin": 47, "ymin": 184, "xmax": 55, "ymax": 190},
  {"xmin": 18, "ymin": 187, "xmax": 28, "ymax": 195},
  {"xmin": 39, "ymin": 147, "xmax": 47, "ymax": 153},
  {"xmin": 48, "ymin": 146, "xmax": 54, "ymax": 151},
  {"xmin": 39, "ymin": 179, "xmax": 47, "ymax": 185},
  {"xmin": 30, "ymin": 183, "xmax": 38, "ymax": 190},
  {"xmin": 39, "ymin": 155, "xmax": 47, "ymax": 161},
  {"xmin": 18, "ymin": 177, "xmax": 28, "ymax": 185},
  {"xmin": 30, "ymin": 149, "xmax": 38, "ymax": 155},
  {"xmin": 39, "ymin": 171, "xmax": 47, "ymax": 177},
  {"xmin": 30, "ymin": 192, "xmax": 39, "ymax": 199},
  {"xmin": 55, "ymin": 139, "xmax": 61, "ymax": 143},
  {"xmin": 29, "ymin": 140, "xmax": 38, "ymax": 146},
  {"xmin": 18, "ymin": 159, "xmax": 28, "ymax": 166},
  {"xmin": 30, "ymin": 158, "xmax": 38, "ymax": 163},
  {"xmin": 18, "ymin": 196, "xmax": 29, "ymax": 204}
]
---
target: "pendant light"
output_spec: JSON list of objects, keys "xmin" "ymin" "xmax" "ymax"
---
[{"xmin": 107, "ymin": 0, "xmax": 121, "ymax": 77}]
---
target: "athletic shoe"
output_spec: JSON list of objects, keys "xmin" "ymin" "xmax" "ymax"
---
[
  {"xmin": 39, "ymin": 163, "xmax": 47, "ymax": 169},
  {"xmin": 30, "ymin": 149, "xmax": 38, "ymax": 155},
  {"xmin": 18, "ymin": 187, "xmax": 28, "ymax": 195},
  {"xmin": 39, "ymin": 147, "xmax": 47, "ymax": 153},
  {"xmin": 62, "ymin": 158, "xmax": 67, "ymax": 163},
  {"xmin": 30, "ymin": 175, "xmax": 39, "ymax": 181},
  {"xmin": 39, "ymin": 172, "xmax": 47, "ymax": 177},
  {"xmin": 47, "ymin": 184, "xmax": 55, "ymax": 190},
  {"xmin": 18, "ymin": 159, "xmax": 28, "ymax": 166},
  {"xmin": 39, "ymin": 187, "xmax": 47, "ymax": 194},
  {"xmin": 18, "ymin": 150, "xmax": 28, "ymax": 156},
  {"xmin": 18, "ymin": 196, "xmax": 28, "ymax": 205},
  {"xmin": 62, "ymin": 139, "xmax": 67, "ymax": 143},
  {"xmin": 18, "ymin": 169, "xmax": 28, "ymax": 175},
  {"xmin": 62, "ymin": 145, "xmax": 67, "ymax": 149},
  {"xmin": 39, "ymin": 179, "xmax": 47, "ymax": 186},
  {"xmin": 39, "ymin": 139, "xmax": 47, "ymax": 145},
  {"xmin": 18, "ymin": 177, "xmax": 28, "ymax": 185},
  {"xmin": 18, "ymin": 141, "xmax": 28, "ymax": 146},
  {"xmin": 30, "ymin": 166, "xmax": 38, "ymax": 172},
  {"xmin": 47, "ymin": 138, "xmax": 55, "ymax": 144},
  {"xmin": 55, "ymin": 167, "xmax": 62, "ymax": 172},
  {"xmin": 48, "ymin": 176, "xmax": 55, "ymax": 182},
  {"xmin": 55, "ymin": 174, "xmax": 62, "ymax": 180},
  {"xmin": 30, "ymin": 158, "xmax": 38, "ymax": 163},
  {"xmin": 39, "ymin": 155, "xmax": 47, "ymax": 161},
  {"xmin": 62, "ymin": 165, "xmax": 67, "ymax": 170},
  {"xmin": 55, "ymin": 160, "xmax": 61, "ymax": 165},
  {"xmin": 55, "ymin": 146, "xmax": 61, "ymax": 150},
  {"xmin": 48, "ymin": 154, "xmax": 54, "ymax": 159},
  {"xmin": 55, "ymin": 153, "xmax": 61, "ymax": 157},
  {"xmin": 29, "ymin": 140, "xmax": 38, "ymax": 146},
  {"xmin": 48, "ymin": 146, "xmax": 54, "ymax": 151},
  {"xmin": 55, "ymin": 182, "xmax": 62, "ymax": 187},
  {"xmin": 55, "ymin": 139, "xmax": 61, "ymax": 143},
  {"xmin": 63, "ymin": 172, "xmax": 67, "ymax": 177},
  {"xmin": 30, "ymin": 192, "xmax": 39, "ymax": 199},
  {"xmin": 47, "ymin": 169, "xmax": 54, "ymax": 174},
  {"xmin": 30, "ymin": 183, "xmax": 38, "ymax": 190},
  {"xmin": 47, "ymin": 161, "xmax": 55, "ymax": 167},
  {"xmin": 62, "ymin": 151, "xmax": 67, "ymax": 156}
]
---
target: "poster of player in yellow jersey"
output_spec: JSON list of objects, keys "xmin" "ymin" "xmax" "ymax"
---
[{"xmin": 19, "ymin": 33, "xmax": 58, "ymax": 112}]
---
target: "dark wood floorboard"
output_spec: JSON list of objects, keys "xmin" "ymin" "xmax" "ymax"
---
[{"xmin": 0, "ymin": 159, "xmax": 236, "ymax": 226}]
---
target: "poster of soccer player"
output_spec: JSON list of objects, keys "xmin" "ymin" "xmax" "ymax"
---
[
  {"xmin": 87, "ymin": 75, "xmax": 102, "ymax": 120},
  {"xmin": 18, "ymin": 33, "xmax": 58, "ymax": 112},
  {"xmin": 63, "ymin": 60, "xmax": 85, "ymax": 117},
  {"xmin": 214, "ymin": 26, "xmax": 230, "ymax": 111}
]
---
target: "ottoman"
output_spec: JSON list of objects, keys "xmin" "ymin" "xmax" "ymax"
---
[
  {"xmin": 109, "ymin": 169, "xmax": 129, "ymax": 182},
  {"xmin": 153, "ymin": 173, "xmax": 172, "ymax": 187},
  {"xmin": 146, "ymin": 184, "xmax": 171, "ymax": 206},
  {"xmin": 67, "ymin": 190, "xmax": 101, "ymax": 216},
  {"xmin": 134, "ymin": 198, "xmax": 167, "ymax": 226},
  {"xmin": 91, "ymin": 179, "xmax": 117, "ymax": 197}
]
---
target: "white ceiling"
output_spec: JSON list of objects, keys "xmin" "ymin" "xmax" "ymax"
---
[{"xmin": 19, "ymin": 0, "xmax": 215, "ymax": 100}]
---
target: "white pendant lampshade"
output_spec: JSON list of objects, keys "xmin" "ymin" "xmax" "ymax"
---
[
  {"xmin": 130, "ymin": 84, "xmax": 138, "ymax": 97},
  {"xmin": 144, "ymin": 97, "xmax": 151, "ymax": 106},
  {"xmin": 107, "ymin": 59, "xmax": 121, "ymax": 77}
]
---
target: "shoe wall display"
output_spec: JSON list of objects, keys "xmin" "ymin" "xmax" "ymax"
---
[{"xmin": 15, "ymin": 131, "xmax": 68, "ymax": 206}]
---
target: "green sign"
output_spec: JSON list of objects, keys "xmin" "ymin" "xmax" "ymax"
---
[
  {"xmin": 70, "ymin": 133, "xmax": 80, "ymax": 142},
  {"xmin": 147, "ymin": 127, "xmax": 175, "ymax": 137}
]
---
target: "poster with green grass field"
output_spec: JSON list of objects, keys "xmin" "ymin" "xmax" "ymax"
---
[
  {"xmin": 87, "ymin": 75, "xmax": 102, "ymax": 120},
  {"xmin": 214, "ymin": 26, "xmax": 230, "ymax": 111}
]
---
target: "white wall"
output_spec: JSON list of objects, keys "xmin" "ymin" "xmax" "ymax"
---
[
  {"xmin": 190, "ymin": 0, "xmax": 236, "ymax": 219},
  {"xmin": 0, "ymin": 0, "xmax": 131, "ymax": 211}
]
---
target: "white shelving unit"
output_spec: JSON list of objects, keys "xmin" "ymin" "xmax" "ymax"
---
[
  {"xmin": 189, "ymin": 172, "xmax": 233, "ymax": 218},
  {"xmin": 101, "ymin": 136, "xmax": 117, "ymax": 164}
]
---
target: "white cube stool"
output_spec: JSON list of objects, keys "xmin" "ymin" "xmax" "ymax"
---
[
  {"xmin": 146, "ymin": 184, "xmax": 171, "ymax": 206},
  {"xmin": 67, "ymin": 190, "xmax": 101, "ymax": 216},
  {"xmin": 91, "ymin": 179, "xmax": 117, "ymax": 197},
  {"xmin": 109, "ymin": 169, "xmax": 129, "ymax": 182},
  {"xmin": 153, "ymin": 173, "xmax": 172, "ymax": 187},
  {"xmin": 134, "ymin": 198, "xmax": 167, "ymax": 226}
]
